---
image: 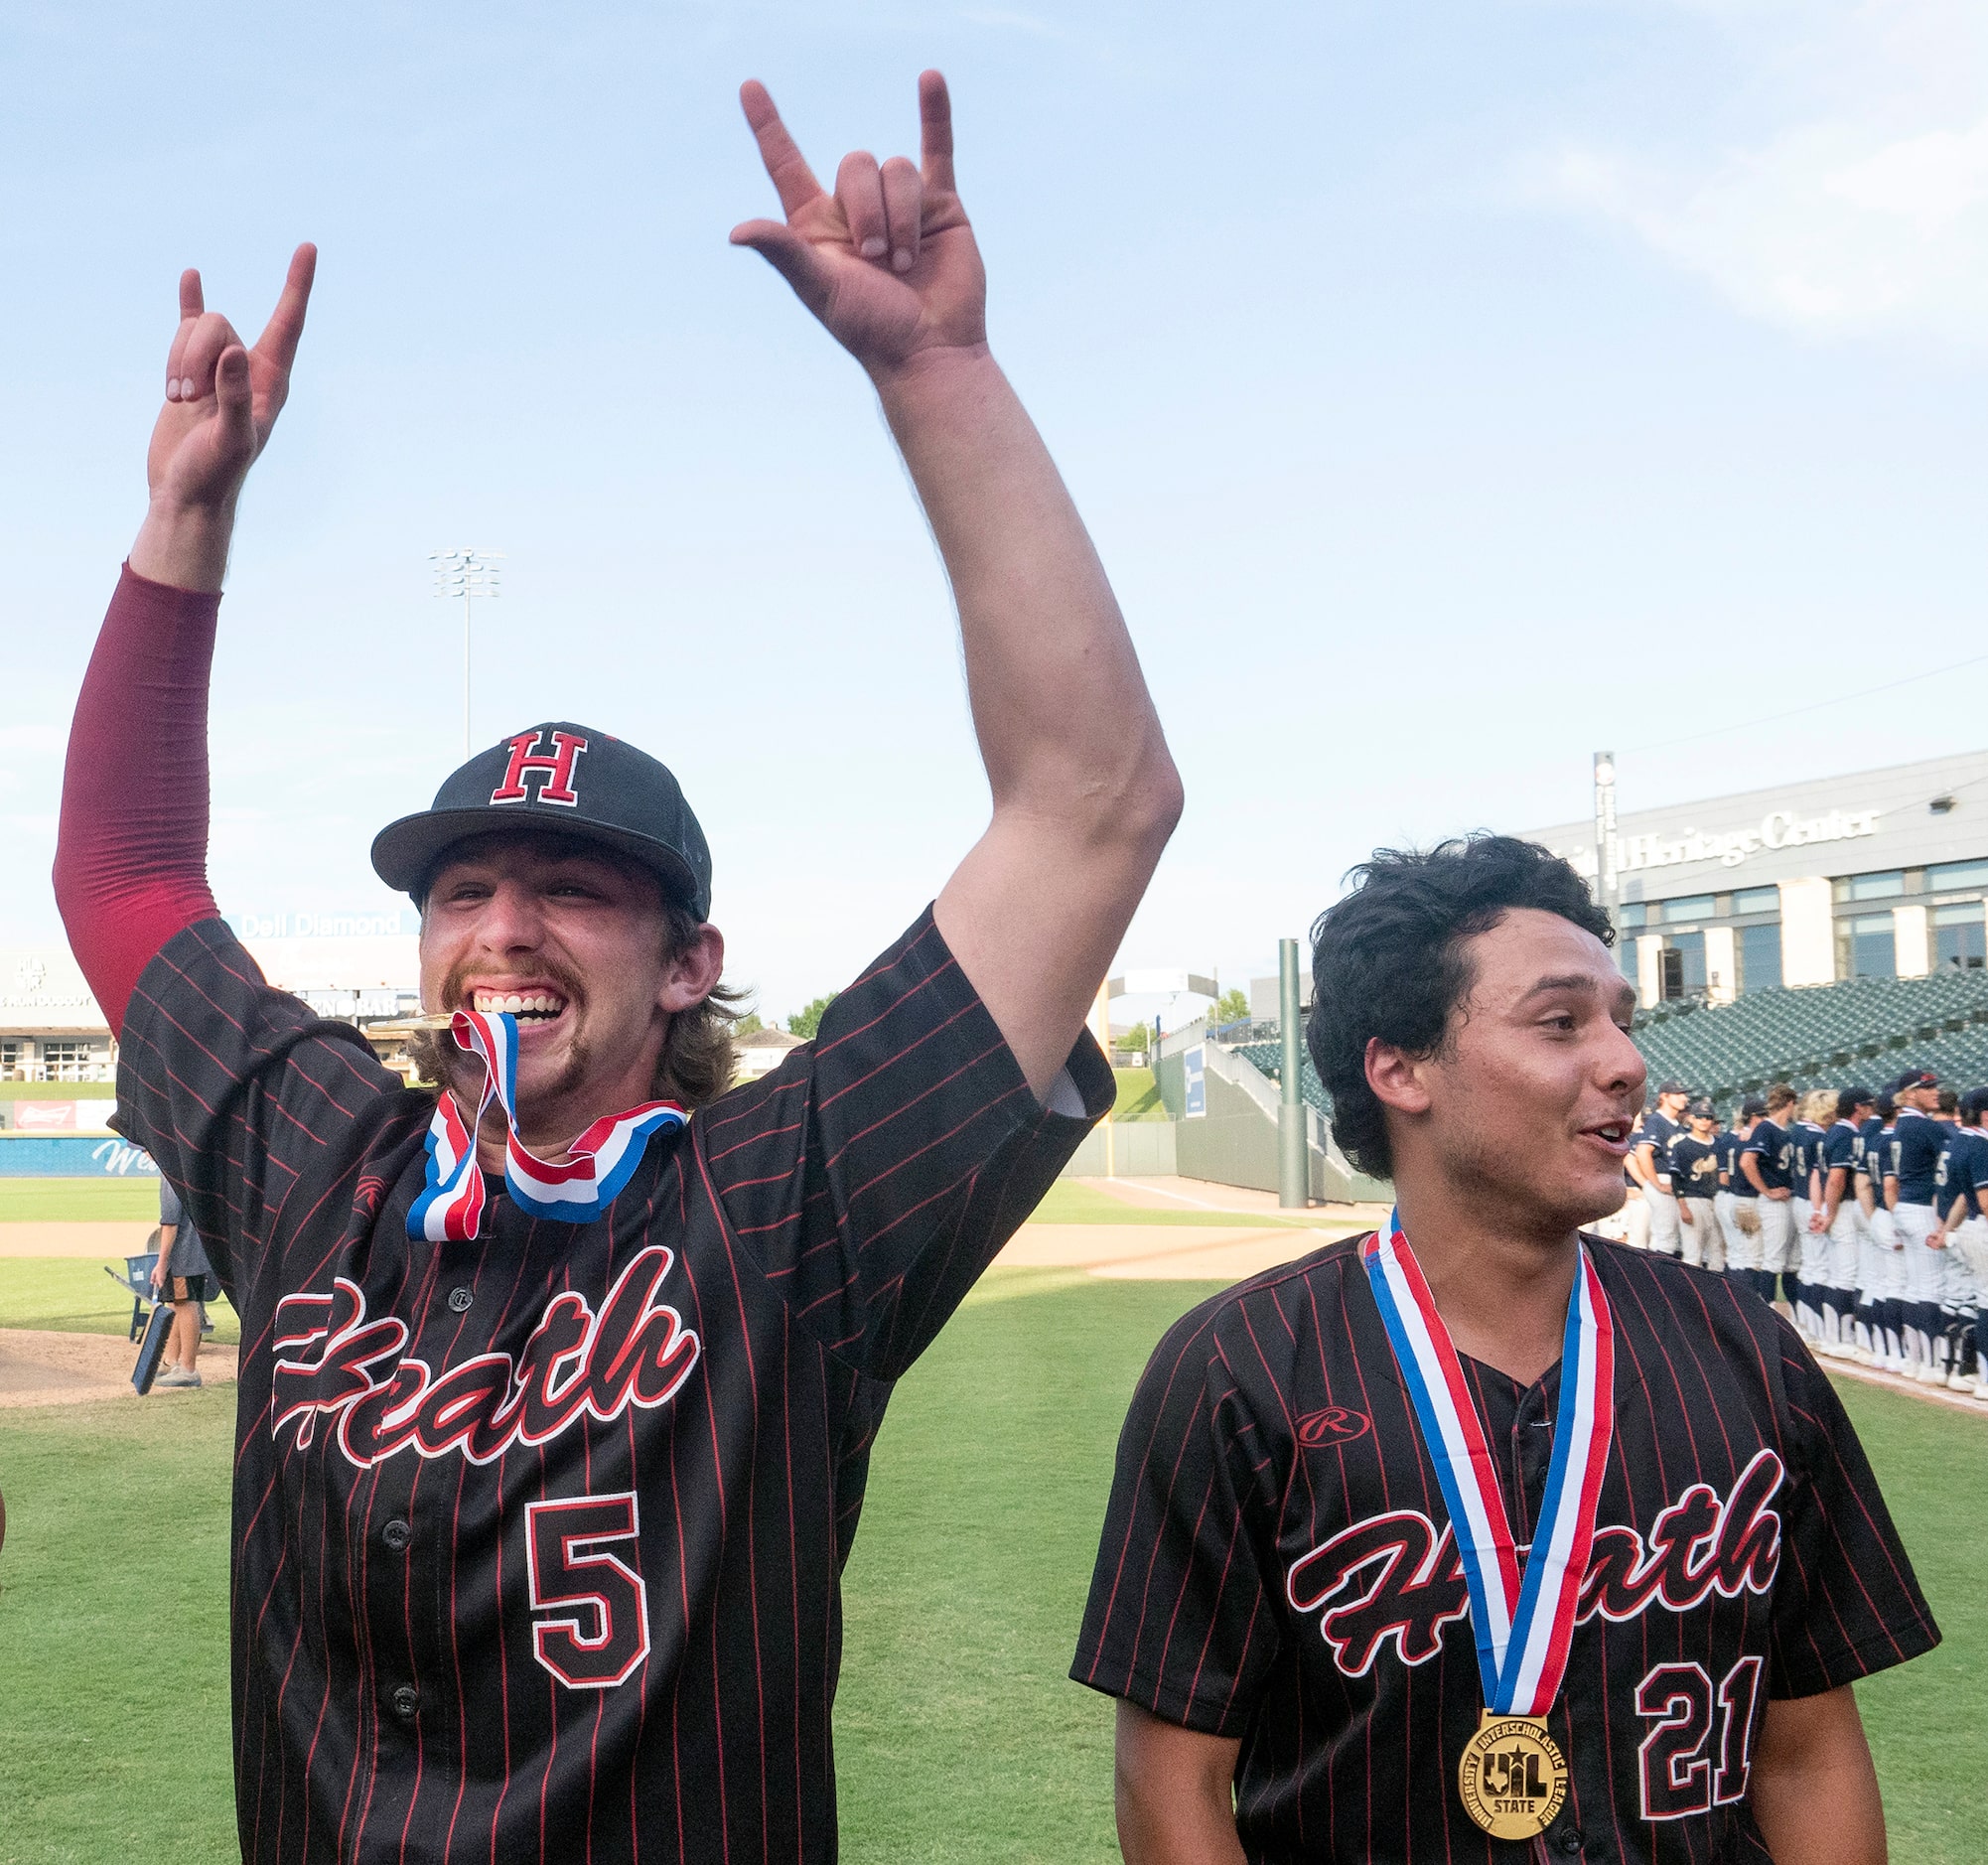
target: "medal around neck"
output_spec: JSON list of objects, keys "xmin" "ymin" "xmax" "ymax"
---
[
  {"xmin": 1360, "ymin": 1211, "xmax": 1614, "ymax": 1841},
  {"xmin": 407, "ymin": 1009, "xmax": 686, "ymax": 1242}
]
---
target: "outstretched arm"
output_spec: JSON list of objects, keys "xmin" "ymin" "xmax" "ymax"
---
[
  {"xmin": 733, "ymin": 74, "xmax": 1181, "ymax": 1099},
  {"xmin": 54, "ymin": 248, "xmax": 316, "ymax": 1030}
]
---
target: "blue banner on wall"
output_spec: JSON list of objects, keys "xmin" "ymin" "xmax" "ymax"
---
[{"xmin": 0, "ymin": 1135, "xmax": 159, "ymax": 1177}]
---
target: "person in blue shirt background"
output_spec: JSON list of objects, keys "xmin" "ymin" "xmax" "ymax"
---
[
  {"xmin": 1939, "ymin": 1087, "xmax": 1988, "ymax": 1404},
  {"xmin": 1858, "ymin": 1093, "xmax": 1905, "ymax": 1372},
  {"xmin": 1740, "ymin": 1083, "xmax": 1798, "ymax": 1308},
  {"xmin": 1666, "ymin": 1098, "xmax": 1723, "ymax": 1269},
  {"xmin": 1720, "ymin": 1096, "xmax": 1766, "ymax": 1286},
  {"xmin": 1813, "ymin": 1086, "xmax": 1873, "ymax": 1361},
  {"xmin": 1787, "ymin": 1089, "xmax": 1831, "ymax": 1344},
  {"xmin": 1884, "ymin": 1067, "xmax": 1948, "ymax": 1384}
]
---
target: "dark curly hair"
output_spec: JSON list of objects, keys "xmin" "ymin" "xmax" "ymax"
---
[{"xmin": 1305, "ymin": 834, "xmax": 1615, "ymax": 1180}]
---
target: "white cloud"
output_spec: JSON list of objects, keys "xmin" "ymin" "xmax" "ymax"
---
[{"xmin": 1532, "ymin": 1, "xmax": 1988, "ymax": 345}]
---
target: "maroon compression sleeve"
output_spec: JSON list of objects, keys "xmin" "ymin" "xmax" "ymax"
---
[{"xmin": 54, "ymin": 565, "xmax": 223, "ymax": 1036}]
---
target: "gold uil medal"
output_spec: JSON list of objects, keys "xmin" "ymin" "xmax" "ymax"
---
[{"xmin": 1457, "ymin": 1711, "xmax": 1569, "ymax": 1841}]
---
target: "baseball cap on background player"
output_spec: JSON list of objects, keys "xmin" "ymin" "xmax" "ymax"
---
[
  {"xmin": 1890, "ymin": 1067, "xmax": 1939, "ymax": 1093},
  {"xmin": 370, "ymin": 722, "xmax": 713, "ymax": 921},
  {"xmin": 1658, "ymin": 1079, "xmax": 1689, "ymax": 1095},
  {"xmin": 1687, "ymin": 1096, "xmax": 1715, "ymax": 1119},
  {"xmin": 1741, "ymin": 1095, "xmax": 1769, "ymax": 1119}
]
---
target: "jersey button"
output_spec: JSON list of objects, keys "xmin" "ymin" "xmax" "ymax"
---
[
  {"xmin": 1553, "ymin": 1827, "xmax": 1585, "ymax": 1857},
  {"xmin": 448, "ymin": 1286, "xmax": 474, "ymax": 1314},
  {"xmin": 381, "ymin": 1518, "xmax": 412, "ymax": 1552},
  {"xmin": 390, "ymin": 1684, "xmax": 420, "ymax": 1723}
]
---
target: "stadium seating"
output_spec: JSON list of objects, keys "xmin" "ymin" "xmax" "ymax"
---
[
  {"xmin": 1234, "ymin": 1040, "xmax": 1333, "ymax": 1117},
  {"xmin": 1228, "ymin": 968, "xmax": 1988, "ymax": 1116},
  {"xmin": 1632, "ymin": 971, "xmax": 1988, "ymax": 1101}
]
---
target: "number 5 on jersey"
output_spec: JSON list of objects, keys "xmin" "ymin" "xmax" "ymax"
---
[{"xmin": 525, "ymin": 1493, "xmax": 651, "ymax": 1689}]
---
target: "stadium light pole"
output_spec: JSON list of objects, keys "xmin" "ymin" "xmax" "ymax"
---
[
  {"xmin": 430, "ymin": 549, "xmax": 503, "ymax": 756},
  {"xmin": 1593, "ymin": 750, "xmax": 1619, "ymax": 921},
  {"xmin": 1277, "ymin": 937, "xmax": 1307, "ymax": 1209}
]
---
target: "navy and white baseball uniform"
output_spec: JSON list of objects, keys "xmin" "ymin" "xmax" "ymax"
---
[
  {"xmin": 1072, "ymin": 1234, "xmax": 1936, "ymax": 1864},
  {"xmin": 1712, "ymin": 1129, "xmax": 1748, "ymax": 1270},
  {"xmin": 1665, "ymin": 1134, "xmax": 1721, "ymax": 1270},
  {"xmin": 1637, "ymin": 1110, "xmax": 1682, "ymax": 1255},
  {"xmin": 112, "ymin": 910, "xmax": 1108, "ymax": 1863},
  {"xmin": 1934, "ymin": 1126, "xmax": 1982, "ymax": 1309},
  {"xmin": 1888, "ymin": 1108, "xmax": 1947, "ymax": 1300},
  {"xmin": 1666, "ymin": 1134, "xmax": 1719, "ymax": 1205},
  {"xmin": 1818, "ymin": 1121, "xmax": 1863, "ymax": 1294},
  {"xmin": 1888, "ymin": 1109, "xmax": 1943, "ymax": 1209},
  {"xmin": 1741, "ymin": 1118, "xmax": 1795, "ymax": 1275}
]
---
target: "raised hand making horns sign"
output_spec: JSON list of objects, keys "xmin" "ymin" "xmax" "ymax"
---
[
  {"xmin": 730, "ymin": 72, "xmax": 985, "ymax": 375},
  {"xmin": 131, "ymin": 243, "xmax": 317, "ymax": 592}
]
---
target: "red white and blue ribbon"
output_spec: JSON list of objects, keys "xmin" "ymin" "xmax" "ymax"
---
[
  {"xmin": 1360, "ymin": 1210, "xmax": 1615, "ymax": 1717},
  {"xmin": 407, "ymin": 1009, "xmax": 687, "ymax": 1242}
]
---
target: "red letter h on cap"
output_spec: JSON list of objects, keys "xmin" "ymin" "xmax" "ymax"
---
[{"xmin": 491, "ymin": 730, "xmax": 589, "ymax": 807}]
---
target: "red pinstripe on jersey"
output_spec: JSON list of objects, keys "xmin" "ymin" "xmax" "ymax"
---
[{"xmin": 113, "ymin": 907, "xmax": 1108, "ymax": 1863}]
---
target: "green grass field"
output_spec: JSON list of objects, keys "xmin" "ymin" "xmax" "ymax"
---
[
  {"xmin": 0, "ymin": 1256, "xmax": 239, "ymax": 1345},
  {"xmin": 0, "ymin": 1274, "xmax": 1980, "ymax": 1863},
  {"xmin": 0, "ymin": 1179, "xmax": 160, "ymax": 1222}
]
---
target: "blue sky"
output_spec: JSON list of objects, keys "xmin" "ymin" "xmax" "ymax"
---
[{"xmin": 5, "ymin": 0, "xmax": 1985, "ymax": 1026}]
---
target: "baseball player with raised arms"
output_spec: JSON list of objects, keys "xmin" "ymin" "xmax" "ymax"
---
[
  {"xmin": 56, "ymin": 73, "xmax": 1183, "ymax": 1863},
  {"xmin": 1073, "ymin": 835, "xmax": 1932, "ymax": 1865}
]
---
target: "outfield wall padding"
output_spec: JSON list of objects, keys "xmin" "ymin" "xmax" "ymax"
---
[{"xmin": 0, "ymin": 1134, "xmax": 159, "ymax": 1176}]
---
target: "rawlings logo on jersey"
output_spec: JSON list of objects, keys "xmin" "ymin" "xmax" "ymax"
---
[
  {"xmin": 270, "ymin": 1245, "xmax": 700, "ymax": 1468},
  {"xmin": 1285, "ymin": 1448, "xmax": 1783, "ymax": 1679}
]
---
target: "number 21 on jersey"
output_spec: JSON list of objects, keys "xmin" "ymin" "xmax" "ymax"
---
[{"xmin": 1636, "ymin": 1656, "xmax": 1764, "ymax": 1819}]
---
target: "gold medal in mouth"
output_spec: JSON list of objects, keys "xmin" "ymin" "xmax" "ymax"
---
[{"xmin": 361, "ymin": 1013, "xmax": 461, "ymax": 1037}]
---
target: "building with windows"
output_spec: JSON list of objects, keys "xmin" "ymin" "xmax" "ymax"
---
[
  {"xmin": 1, "ymin": 915, "xmax": 422, "ymax": 1084},
  {"xmin": 1, "ymin": 947, "xmax": 117, "ymax": 1080},
  {"xmin": 1520, "ymin": 752, "xmax": 1988, "ymax": 1009}
]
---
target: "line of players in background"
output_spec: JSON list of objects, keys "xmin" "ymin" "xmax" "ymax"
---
[{"xmin": 1610, "ymin": 1069, "xmax": 1988, "ymax": 1400}]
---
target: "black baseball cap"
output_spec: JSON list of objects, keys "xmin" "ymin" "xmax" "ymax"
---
[
  {"xmin": 1658, "ymin": 1079, "xmax": 1690, "ymax": 1095},
  {"xmin": 1890, "ymin": 1067, "xmax": 1939, "ymax": 1093},
  {"xmin": 1741, "ymin": 1096, "xmax": 1769, "ymax": 1119},
  {"xmin": 370, "ymin": 722, "xmax": 712, "ymax": 921},
  {"xmin": 1687, "ymin": 1097, "xmax": 1715, "ymax": 1119}
]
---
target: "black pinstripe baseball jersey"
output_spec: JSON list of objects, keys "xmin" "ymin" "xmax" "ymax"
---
[
  {"xmin": 114, "ymin": 908, "xmax": 1108, "ymax": 1864},
  {"xmin": 1072, "ymin": 1234, "xmax": 1935, "ymax": 1864}
]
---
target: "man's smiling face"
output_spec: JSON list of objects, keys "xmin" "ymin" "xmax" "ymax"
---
[
  {"xmin": 416, "ymin": 831, "xmax": 721, "ymax": 1158},
  {"xmin": 1407, "ymin": 908, "xmax": 1647, "ymax": 1231}
]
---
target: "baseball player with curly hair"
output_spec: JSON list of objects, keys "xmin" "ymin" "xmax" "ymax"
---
[{"xmin": 1074, "ymin": 836, "xmax": 1933, "ymax": 1865}]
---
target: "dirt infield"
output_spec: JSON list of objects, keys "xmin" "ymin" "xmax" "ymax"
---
[
  {"xmin": 0, "ymin": 1220, "xmax": 157, "ymax": 1259},
  {"xmin": 0, "ymin": 1328, "xmax": 237, "ymax": 1408}
]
